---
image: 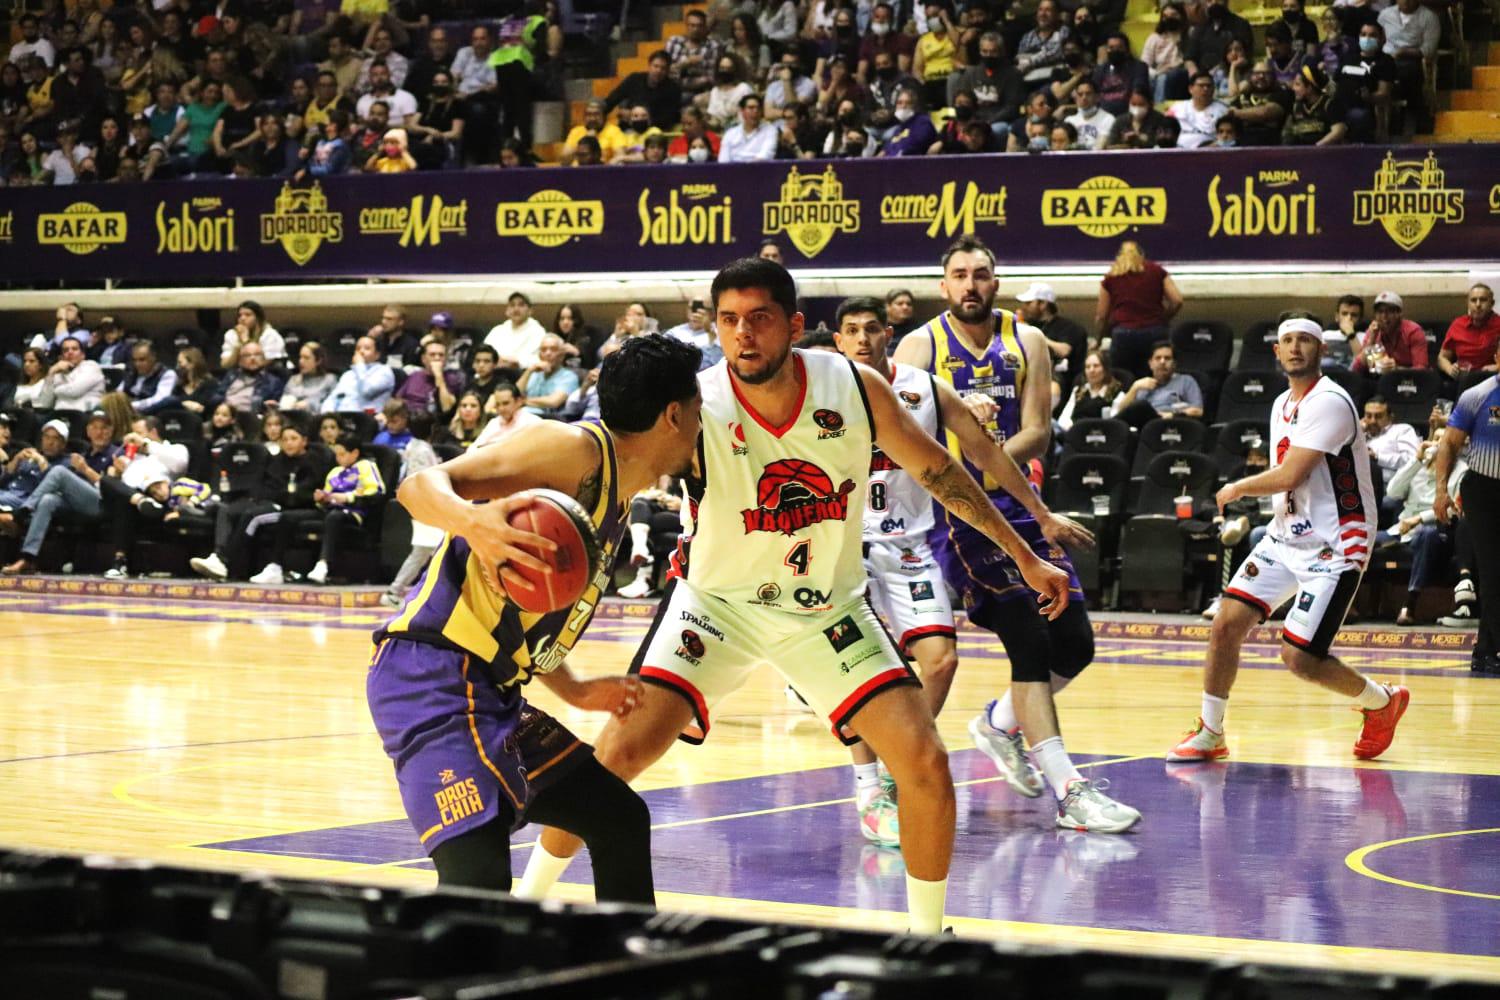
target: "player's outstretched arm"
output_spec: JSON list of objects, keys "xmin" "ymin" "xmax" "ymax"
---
[
  {"xmin": 1215, "ymin": 446, "xmax": 1323, "ymax": 513},
  {"xmin": 934, "ymin": 378, "xmax": 1095, "ymax": 551},
  {"xmin": 397, "ymin": 421, "xmax": 601, "ymax": 593},
  {"xmin": 857, "ymin": 365, "xmax": 1070, "ymax": 618}
]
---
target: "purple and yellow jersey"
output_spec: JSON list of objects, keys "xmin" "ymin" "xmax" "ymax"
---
[
  {"xmin": 167, "ymin": 478, "xmax": 212, "ymax": 508},
  {"xmin": 374, "ymin": 420, "xmax": 624, "ymax": 687}
]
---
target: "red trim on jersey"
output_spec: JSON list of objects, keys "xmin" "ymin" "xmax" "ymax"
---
[
  {"xmin": 1338, "ymin": 513, "xmax": 1369, "ymax": 525},
  {"xmin": 899, "ymin": 624, "xmax": 956, "ymax": 654},
  {"xmin": 1282, "ymin": 627, "xmax": 1313, "ymax": 648},
  {"xmin": 730, "ymin": 352, "xmax": 807, "ymax": 439},
  {"xmin": 830, "ymin": 667, "xmax": 913, "ymax": 735},
  {"xmin": 884, "ymin": 362, "xmax": 898, "ymax": 383},
  {"xmin": 1225, "ymin": 587, "xmax": 1271, "ymax": 617},
  {"xmin": 1344, "ymin": 545, "xmax": 1368, "ymax": 557},
  {"xmin": 639, "ymin": 666, "xmax": 710, "ymax": 737},
  {"xmin": 1341, "ymin": 528, "xmax": 1369, "ymax": 540}
]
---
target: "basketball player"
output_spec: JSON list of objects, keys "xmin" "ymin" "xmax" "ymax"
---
[
  {"xmin": 833, "ymin": 295, "xmax": 1096, "ymax": 846},
  {"xmin": 1168, "ymin": 316, "xmax": 1410, "ymax": 762},
  {"xmin": 519, "ymin": 257, "xmax": 1072, "ymax": 933},
  {"xmin": 365, "ymin": 335, "xmax": 703, "ymax": 902},
  {"xmin": 894, "ymin": 236, "xmax": 1140, "ymax": 834}
]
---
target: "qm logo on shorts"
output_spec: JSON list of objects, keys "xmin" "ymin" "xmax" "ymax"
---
[
  {"xmin": 909, "ymin": 580, "xmax": 934, "ymax": 602},
  {"xmin": 824, "ymin": 615, "xmax": 863, "ymax": 653}
]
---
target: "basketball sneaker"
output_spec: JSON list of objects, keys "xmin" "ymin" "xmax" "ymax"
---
[
  {"xmin": 969, "ymin": 708, "xmax": 1044, "ymax": 798},
  {"xmin": 189, "ymin": 552, "xmax": 228, "ymax": 580},
  {"xmin": 250, "ymin": 563, "xmax": 284, "ymax": 585},
  {"xmin": 1354, "ymin": 684, "xmax": 1410, "ymax": 760},
  {"xmin": 878, "ymin": 768, "xmax": 898, "ymax": 804},
  {"xmin": 1166, "ymin": 718, "xmax": 1228, "ymax": 762},
  {"xmin": 858, "ymin": 788, "xmax": 900, "ymax": 847},
  {"xmin": 1056, "ymin": 778, "xmax": 1141, "ymax": 833}
]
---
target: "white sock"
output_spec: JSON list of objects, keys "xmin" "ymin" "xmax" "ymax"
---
[
  {"xmin": 1030, "ymin": 736, "xmax": 1082, "ymax": 799},
  {"xmin": 906, "ymin": 874, "xmax": 947, "ymax": 935},
  {"xmin": 629, "ymin": 522, "xmax": 650, "ymax": 559},
  {"xmin": 852, "ymin": 761, "xmax": 880, "ymax": 797},
  {"xmin": 514, "ymin": 842, "xmax": 572, "ymax": 900},
  {"xmin": 987, "ymin": 694, "xmax": 1018, "ymax": 733},
  {"xmin": 1357, "ymin": 680, "xmax": 1391, "ymax": 711},
  {"xmin": 1201, "ymin": 693, "xmax": 1228, "ymax": 733}
]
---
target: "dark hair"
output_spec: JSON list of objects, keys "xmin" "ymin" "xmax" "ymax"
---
[
  {"xmin": 738, "ymin": 92, "xmax": 761, "ymax": 109},
  {"xmin": 1336, "ymin": 294, "xmax": 1364, "ymax": 311},
  {"xmin": 836, "ymin": 295, "xmax": 888, "ymax": 328},
  {"xmin": 940, "ymin": 235, "xmax": 996, "ymax": 272},
  {"xmin": 1150, "ymin": 340, "xmax": 1173, "ymax": 355},
  {"xmin": 711, "ymin": 256, "xmax": 798, "ymax": 319},
  {"xmin": 141, "ymin": 415, "xmax": 164, "ymax": 436},
  {"xmin": 1214, "ymin": 114, "xmax": 1240, "ymax": 135},
  {"xmin": 335, "ymin": 434, "xmax": 361, "ymax": 453},
  {"xmin": 597, "ymin": 334, "xmax": 701, "ymax": 433},
  {"xmin": 509, "ymin": 291, "xmax": 531, "ymax": 307},
  {"xmin": 61, "ymin": 336, "xmax": 84, "ymax": 353},
  {"xmin": 1365, "ymin": 394, "xmax": 1388, "ymax": 408},
  {"xmin": 280, "ymin": 414, "xmax": 308, "ymax": 438},
  {"xmin": 799, "ymin": 327, "xmax": 837, "ymax": 350},
  {"xmin": 301, "ymin": 340, "xmax": 327, "ymax": 374},
  {"xmin": 1277, "ymin": 307, "xmax": 1322, "ymax": 326},
  {"xmin": 1189, "ymin": 70, "xmax": 1214, "ymax": 87},
  {"xmin": 238, "ymin": 299, "xmax": 265, "ymax": 323},
  {"xmin": 472, "ymin": 344, "xmax": 499, "ymax": 363},
  {"xmin": 886, "ymin": 288, "xmax": 914, "ymax": 304},
  {"xmin": 1264, "ymin": 21, "xmax": 1292, "ymax": 44},
  {"xmin": 132, "ymin": 339, "xmax": 156, "ymax": 359},
  {"xmin": 492, "ymin": 380, "xmax": 520, "ymax": 398},
  {"xmin": 648, "ymin": 48, "xmax": 669, "ymax": 63},
  {"xmin": 408, "ymin": 410, "xmax": 435, "ymax": 441}
]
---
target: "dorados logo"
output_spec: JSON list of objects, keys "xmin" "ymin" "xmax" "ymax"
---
[
  {"xmin": 762, "ymin": 165, "xmax": 859, "ymax": 258},
  {"xmin": 259, "ymin": 183, "xmax": 343, "ymax": 266},
  {"xmin": 359, "ymin": 194, "xmax": 467, "ymax": 247},
  {"xmin": 1041, "ymin": 176, "xmax": 1166, "ymax": 238},
  {"xmin": 0, "ymin": 210, "xmax": 12, "ymax": 243},
  {"xmin": 1207, "ymin": 170, "xmax": 1317, "ymax": 237},
  {"xmin": 1353, "ymin": 151, "xmax": 1464, "ymax": 251},
  {"xmin": 156, "ymin": 196, "xmax": 237, "ymax": 254},
  {"xmin": 638, "ymin": 183, "xmax": 732, "ymax": 246},
  {"xmin": 880, "ymin": 180, "xmax": 1007, "ymax": 238},
  {"xmin": 38, "ymin": 202, "xmax": 127, "ymax": 255},
  {"xmin": 496, "ymin": 190, "xmax": 604, "ymax": 247},
  {"xmin": 1490, "ymin": 183, "xmax": 1500, "ymax": 215}
]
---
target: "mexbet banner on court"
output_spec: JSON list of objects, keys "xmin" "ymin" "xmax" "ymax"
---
[{"xmin": 0, "ymin": 144, "xmax": 1496, "ymax": 281}]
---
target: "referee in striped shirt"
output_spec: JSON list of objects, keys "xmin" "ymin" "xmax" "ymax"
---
[{"xmin": 1435, "ymin": 340, "xmax": 1500, "ymax": 675}]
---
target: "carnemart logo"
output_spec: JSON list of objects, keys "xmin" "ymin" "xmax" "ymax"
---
[
  {"xmin": 38, "ymin": 202, "xmax": 128, "ymax": 255},
  {"xmin": 0, "ymin": 210, "xmax": 12, "ymax": 243},
  {"xmin": 496, "ymin": 190, "xmax": 604, "ymax": 248},
  {"xmin": 259, "ymin": 183, "xmax": 343, "ymax": 266},
  {"xmin": 762, "ymin": 165, "xmax": 859, "ymax": 258},
  {"xmin": 1041, "ymin": 176, "xmax": 1166, "ymax": 238},
  {"xmin": 880, "ymin": 180, "xmax": 1007, "ymax": 239},
  {"xmin": 1353, "ymin": 151, "xmax": 1464, "ymax": 252}
]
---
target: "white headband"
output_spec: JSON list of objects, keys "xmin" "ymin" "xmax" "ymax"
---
[{"xmin": 1277, "ymin": 317, "xmax": 1323, "ymax": 341}]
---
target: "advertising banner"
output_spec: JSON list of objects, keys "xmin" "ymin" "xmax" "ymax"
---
[{"xmin": 1, "ymin": 144, "xmax": 1497, "ymax": 281}]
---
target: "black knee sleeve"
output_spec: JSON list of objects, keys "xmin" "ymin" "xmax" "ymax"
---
[
  {"xmin": 1047, "ymin": 602, "xmax": 1095, "ymax": 680},
  {"xmin": 970, "ymin": 600, "xmax": 1053, "ymax": 683},
  {"xmin": 430, "ymin": 817, "xmax": 514, "ymax": 892}
]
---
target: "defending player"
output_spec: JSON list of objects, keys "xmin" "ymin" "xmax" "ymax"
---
[
  {"xmin": 895, "ymin": 236, "xmax": 1140, "ymax": 833},
  {"xmin": 833, "ymin": 295, "xmax": 1095, "ymax": 846},
  {"xmin": 1168, "ymin": 316, "xmax": 1410, "ymax": 762},
  {"xmin": 365, "ymin": 335, "xmax": 703, "ymax": 902},
  {"xmin": 520, "ymin": 257, "xmax": 1071, "ymax": 933}
]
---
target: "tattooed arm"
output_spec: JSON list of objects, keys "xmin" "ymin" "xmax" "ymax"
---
[{"xmin": 856, "ymin": 365, "xmax": 1070, "ymax": 618}]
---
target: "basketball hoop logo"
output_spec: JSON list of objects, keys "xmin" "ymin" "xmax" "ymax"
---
[{"xmin": 740, "ymin": 458, "xmax": 856, "ymax": 535}]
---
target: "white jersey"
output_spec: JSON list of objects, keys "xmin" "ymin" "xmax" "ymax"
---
[
  {"xmin": 864, "ymin": 363, "xmax": 938, "ymax": 542},
  {"xmin": 690, "ymin": 349, "xmax": 873, "ymax": 615},
  {"xmin": 1268, "ymin": 375, "xmax": 1376, "ymax": 563}
]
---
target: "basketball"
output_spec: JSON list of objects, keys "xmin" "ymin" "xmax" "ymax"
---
[{"xmin": 502, "ymin": 489, "xmax": 603, "ymax": 614}]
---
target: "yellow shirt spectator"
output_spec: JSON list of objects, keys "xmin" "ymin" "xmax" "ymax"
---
[
  {"xmin": 915, "ymin": 30, "xmax": 956, "ymax": 82},
  {"xmin": 563, "ymin": 122, "xmax": 627, "ymax": 162}
]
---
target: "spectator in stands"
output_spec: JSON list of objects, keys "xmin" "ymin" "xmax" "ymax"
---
[
  {"xmin": 880, "ymin": 88, "xmax": 938, "ymax": 155},
  {"xmin": 98, "ymin": 392, "xmax": 136, "ymax": 446},
  {"xmin": 1142, "ymin": 3, "xmax": 1188, "ymax": 103},
  {"xmin": 304, "ymin": 71, "xmax": 354, "ymax": 134},
  {"xmin": 1264, "ymin": 22, "xmax": 1309, "ymax": 90},
  {"xmin": 280, "ymin": 341, "xmax": 337, "ymax": 413},
  {"xmin": 756, "ymin": 0, "xmax": 799, "ymax": 49},
  {"xmin": 1017, "ymin": 282, "xmax": 1089, "ymax": 390},
  {"xmin": 562, "ymin": 99, "xmax": 625, "ymax": 164},
  {"xmin": 1113, "ymin": 342, "xmax": 1204, "ymax": 427},
  {"xmin": 395, "ymin": 339, "xmax": 462, "ymax": 416},
  {"xmin": 207, "ymin": 402, "xmax": 242, "ymax": 445},
  {"xmin": 616, "ymin": 474, "xmax": 685, "ymax": 598},
  {"xmin": 1225, "ymin": 62, "xmax": 1290, "ymax": 145},
  {"xmin": 494, "ymin": 1, "xmax": 550, "ymax": 149},
  {"xmin": 1105, "ymin": 87, "xmax": 1165, "ymax": 148},
  {"xmin": 485, "ymin": 292, "xmax": 546, "ymax": 376},
  {"xmin": 52, "ymin": 47, "xmax": 106, "ymax": 142},
  {"xmin": 1318, "ymin": 8, "xmax": 1355, "ymax": 72},
  {"xmin": 9, "ymin": 349, "xmax": 48, "ymax": 409},
  {"xmin": 357, "ymin": 27, "xmax": 409, "ymax": 92},
  {"xmin": 668, "ymin": 106, "xmax": 721, "ymax": 161},
  {"xmin": 698, "ymin": 54, "xmax": 753, "ymax": 131},
  {"xmin": 408, "ymin": 71, "xmax": 463, "ymax": 168},
  {"xmin": 1, "ymin": 409, "xmax": 119, "ymax": 574},
  {"xmin": 0, "ymin": 415, "xmax": 13, "ymax": 468},
  {"xmin": 446, "ymin": 391, "xmax": 485, "ymax": 448},
  {"xmin": 1170, "ymin": 71, "xmax": 1228, "ymax": 146},
  {"xmin": 248, "ymin": 113, "xmax": 299, "ymax": 176},
  {"xmin": 765, "ymin": 50, "xmax": 816, "ymax": 113},
  {"xmin": 217, "ymin": 342, "xmax": 286, "ymax": 414},
  {"xmin": 166, "ymin": 348, "xmax": 218, "ymax": 414},
  {"xmin": 98, "ymin": 414, "xmax": 191, "ymax": 578},
  {"xmin": 1378, "ymin": 0, "xmax": 1439, "ymax": 129},
  {"xmin": 1057, "ymin": 349, "xmax": 1124, "ymax": 430},
  {"xmin": 404, "ymin": 26, "xmax": 453, "ymax": 103},
  {"xmin": 816, "ymin": 7, "xmax": 863, "ymax": 75},
  {"xmin": 1383, "ymin": 405, "xmax": 1464, "ymax": 624},
  {"xmin": 260, "ymin": 434, "xmax": 385, "ymax": 584},
  {"xmin": 948, "ymin": 33, "xmax": 1024, "ymax": 142},
  {"xmin": 377, "ymin": 408, "xmax": 443, "ymax": 606},
  {"xmin": 605, "ymin": 50, "xmax": 682, "ymax": 130},
  {"xmin": 362, "ymin": 304, "xmax": 415, "ymax": 366},
  {"xmin": 726, "ymin": 14, "xmax": 772, "ymax": 86},
  {"xmin": 11, "ymin": 15, "xmax": 57, "ymax": 70},
  {"xmin": 364, "ymin": 125, "xmax": 417, "ymax": 172},
  {"xmin": 572, "ymin": 135, "xmax": 604, "ymax": 165},
  {"xmin": 373, "ymin": 398, "xmax": 413, "ymax": 450},
  {"xmin": 169, "ymin": 79, "xmax": 225, "ymax": 172},
  {"xmin": 517, "ymin": 334, "xmax": 581, "ymax": 417},
  {"xmin": 37, "ymin": 337, "xmax": 105, "ymax": 412},
  {"xmin": 320, "ymin": 33, "xmax": 361, "ymax": 99},
  {"xmin": 120, "ymin": 342, "xmax": 178, "ymax": 414},
  {"xmin": 461, "ymin": 345, "xmax": 503, "ymax": 407},
  {"xmin": 1278, "ymin": 0, "xmax": 1322, "ymax": 56},
  {"xmin": 87, "ymin": 317, "xmax": 130, "ymax": 367},
  {"xmin": 475, "ymin": 382, "xmax": 542, "ymax": 446},
  {"xmin": 867, "ymin": 49, "xmax": 920, "ymax": 133},
  {"xmin": 913, "ymin": 1, "xmax": 958, "ymax": 108},
  {"xmin": 207, "ymin": 76, "xmax": 261, "ymax": 173},
  {"xmin": 1364, "ymin": 395, "xmax": 1422, "ymax": 483},
  {"xmin": 1064, "ymin": 78, "xmax": 1113, "ymax": 150},
  {"xmin": 719, "ymin": 93, "xmax": 779, "ymax": 162},
  {"xmin": 554, "ymin": 305, "xmax": 605, "ymax": 369},
  {"xmin": 1014, "ymin": 0, "xmax": 1070, "ymax": 87},
  {"xmin": 261, "ymin": 411, "xmax": 286, "ymax": 454},
  {"xmin": 356, "ymin": 61, "xmax": 416, "ymax": 127},
  {"xmin": 1282, "ymin": 65, "xmax": 1346, "ymax": 145},
  {"xmin": 1096, "ymin": 239, "xmax": 1183, "ymax": 378},
  {"xmin": 37, "ymin": 121, "xmax": 90, "ymax": 184},
  {"xmin": 774, "ymin": 100, "xmax": 817, "ymax": 158},
  {"xmin": 447, "ymin": 26, "xmax": 498, "ymax": 164},
  {"xmin": 1335, "ymin": 23, "xmax": 1396, "ymax": 142},
  {"xmin": 0, "ymin": 419, "xmax": 69, "ymax": 515},
  {"xmin": 302, "ymin": 109, "xmax": 352, "ymax": 177},
  {"xmin": 1438, "ymin": 284, "xmax": 1500, "ymax": 382},
  {"xmin": 35, "ymin": 303, "xmax": 89, "ymax": 352},
  {"xmin": 1184, "ymin": 0, "xmax": 1253, "ymax": 80},
  {"xmin": 663, "ymin": 300, "xmax": 715, "ymax": 352},
  {"xmin": 220, "ymin": 300, "xmax": 284, "ymax": 368},
  {"xmin": 668, "ymin": 8, "xmax": 724, "ymax": 101},
  {"xmin": 1321, "ymin": 293, "xmax": 1365, "ymax": 367},
  {"xmin": 1353, "ymin": 290, "xmax": 1428, "ymax": 374}
]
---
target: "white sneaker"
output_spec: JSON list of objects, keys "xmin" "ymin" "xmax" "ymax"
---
[
  {"xmin": 969, "ymin": 706, "xmax": 1044, "ymax": 799},
  {"xmin": 250, "ymin": 563, "xmax": 284, "ymax": 585},
  {"xmin": 1439, "ymin": 605, "xmax": 1478, "ymax": 628},
  {"xmin": 617, "ymin": 565, "xmax": 654, "ymax": 599},
  {"xmin": 1056, "ymin": 778, "xmax": 1141, "ymax": 834},
  {"xmin": 103, "ymin": 563, "xmax": 129, "ymax": 580},
  {"xmin": 189, "ymin": 553, "xmax": 228, "ymax": 580},
  {"xmin": 857, "ymin": 788, "xmax": 900, "ymax": 847},
  {"xmin": 1201, "ymin": 595, "xmax": 1222, "ymax": 621},
  {"xmin": 1218, "ymin": 515, "xmax": 1250, "ymax": 547},
  {"xmin": 306, "ymin": 560, "xmax": 329, "ymax": 585}
]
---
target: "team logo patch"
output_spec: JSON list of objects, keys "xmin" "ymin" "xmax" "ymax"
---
[
  {"xmin": 741, "ymin": 459, "xmax": 856, "ymax": 535},
  {"xmin": 1297, "ymin": 592, "xmax": 1317, "ymax": 612},
  {"xmin": 813, "ymin": 408, "xmax": 846, "ymax": 439},
  {"xmin": 1276, "ymin": 436, "xmax": 1291, "ymax": 464},
  {"xmin": 757, "ymin": 582, "xmax": 782, "ymax": 602},
  {"xmin": 680, "ymin": 629, "xmax": 706, "ymax": 659},
  {"xmin": 729, "ymin": 421, "xmax": 748, "ymax": 456},
  {"xmin": 909, "ymin": 580, "xmax": 935, "ymax": 601},
  {"xmin": 1000, "ymin": 351, "xmax": 1021, "ymax": 370},
  {"xmin": 824, "ymin": 615, "xmax": 863, "ymax": 652},
  {"xmin": 900, "ymin": 548, "xmax": 922, "ymax": 565},
  {"xmin": 1317, "ymin": 548, "xmax": 1334, "ymax": 561},
  {"xmin": 941, "ymin": 356, "xmax": 967, "ymax": 371},
  {"xmin": 899, "ymin": 390, "xmax": 922, "ymax": 408},
  {"xmin": 1245, "ymin": 561, "xmax": 1259, "ymax": 578}
]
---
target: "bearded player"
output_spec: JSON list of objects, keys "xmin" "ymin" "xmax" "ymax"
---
[
  {"xmin": 1168, "ymin": 315, "xmax": 1410, "ymax": 763},
  {"xmin": 518, "ymin": 257, "xmax": 1071, "ymax": 933},
  {"xmin": 895, "ymin": 236, "xmax": 1140, "ymax": 833}
]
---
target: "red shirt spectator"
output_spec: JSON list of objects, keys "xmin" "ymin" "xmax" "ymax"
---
[
  {"xmin": 668, "ymin": 128, "xmax": 720, "ymax": 159},
  {"xmin": 1101, "ymin": 259, "xmax": 1171, "ymax": 330},
  {"xmin": 1352, "ymin": 291, "xmax": 1428, "ymax": 373},
  {"xmin": 1439, "ymin": 284, "xmax": 1500, "ymax": 376}
]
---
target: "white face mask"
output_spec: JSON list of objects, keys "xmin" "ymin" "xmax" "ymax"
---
[
  {"xmin": 871, "ymin": 20, "xmax": 890, "ymax": 35},
  {"xmin": 894, "ymin": 107, "xmax": 914, "ymax": 122},
  {"xmin": 688, "ymin": 146, "xmax": 709, "ymax": 162},
  {"xmin": 1129, "ymin": 104, "xmax": 1149, "ymax": 119}
]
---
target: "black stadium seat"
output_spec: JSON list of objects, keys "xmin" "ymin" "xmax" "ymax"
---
[
  {"xmin": 1060, "ymin": 417, "xmax": 1131, "ymax": 462},
  {"xmin": 335, "ymin": 410, "xmax": 379, "ymax": 444},
  {"xmin": 1236, "ymin": 320, "xmax": 1280, "ymax": 370},
  {"xmin": 1376, "ymin": 368, "xmax": 1443, "ymax": 428},
  {"xmin": 1208, "ymin": 419, "xmax": 1269, "ymax": 478},
  {"xmin": 1131, "ymin": 417, "xmax": 1207, "ymax": 479},
  {"xmin": 1170, "ymin": 320, "xmax": 1234, "ymax": 375},
  {"xmin": 1051, "ymin": 453, "xmax": 1130, "ymax": 598},
  {"xmin": 1118, "ymin": 451, "xmax": 1219, "ymax": 607},
  {"xmin": 1216, "ymin": 370, "xmax": 1287, "ymax": 424}
]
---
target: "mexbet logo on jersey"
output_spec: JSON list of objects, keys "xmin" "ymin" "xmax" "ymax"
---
[
  {"xmin": 496, "ymin": 190, "xmax": 604, "ymax": 247},
  {"xmin": 741, "ymin": 458, "xmax": 856, "ymax": 535},
  {"xmin": 1207, "ymin": 171, "xmax": 1317, "ymax": 237},
  {"xmin": 880, "ymin": 180, "xmax": 1007, "ymax": 239},
  {"xmin": 637, "ymin": 183, "xmax": 732, "ymax": 246},
  {"xmin": 38, "ymin": 202, "xmax": 127, "ymax": 255},
  {"xmin": 156, "ymin": 197, "xmax": 237, "ymax": 253},
  {"xmin": 1041, "ymin": 176, "xmax": 1166, "ymax": 238},
  {"xmin": 762, "ymin": 165, "xmax": 859, "ymax": 258},
  {"xmin": 1353, "ymin": 151, "xmax": 1463, "ymax": 251},
  {"xmin": 260, "ymin": 183, "xmax": 343, "ymax": 265}
]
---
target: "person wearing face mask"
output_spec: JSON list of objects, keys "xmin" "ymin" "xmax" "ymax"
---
[
  {"xmin": 604, "ymin": 50, "xmax": 684, "ymax": 130},
  {"xmin": 947, "ymin": 32, "xmax": 1025, "ymax": 141},
  {"xmin": 814, "ymin": 9, "xmax": 863, "ymax": 77},
  {"xmin": 1143, "ymin": 2, "xmax": 1189, "ymax": 102},
  {"xmin": 1279, "ymin": 0, "xmax": 1322, "ymax": 58},
  {"xmin": 858, "ymin": 2, "xmax": 915, "ymax": 85},
  {"xmin": 879, "ymin": 87, "xmax": 938, "ymax": 155},
  {"xmin": 698, "ymin": 55, "xmax": 754, "ymax": 130},
  {"xmin": 933, "ymin": 89, "xmax": 982, "ymax": 152},
  {"xmin": 1183, "ymin": 0, "xmax": 1253, "ymax": 80},
  {"xmin": 1064, "ymin": 79, "xmax": 1115, "ymax": 149},
  {"xmin": 1210, "ymin": 115, "xmax": 1240, "ymax": 146},
  {"xmin": 1378, "ymin": 0, "xmax": 1439, "ymax": 132},
  {"xmin": 1070, "ymin": 7, "xmax": 1101, "ymax": 61},
  {"xmin": 914, "ymin": 0, "xmax": 959, "ymax": 108},
  {"xmin": 1281, "ymin": 63, "xmax": 1347, "ymax": 145},
  {"xmin": 1105, "ymin": 86, "xmax": 1168, "ymax": 148},
  {"xmin": 667, "ymin": 105, "xmax": 722, "ymax": 161},
  {"xmin": 1091, "ymin": 33, "xmax": 1150, "ymax": 115},
  {"xmin": 611, "ymin": 103, "xmax": 662, "ymax": 163},
  {"xmin": 1005, "ymin": 89, "xmax": 1057, "ymax": 152},
  {"xmin": 867, "ymin": 51, "xmax": 922, "ymax": 128},
  {"xmin": 1225, "ymin": 62, "xmax": 1291, "ymax": 145},
  {"xmin": 1335, "ymin": 22, "xmax": 1396, "ymax": 142}
]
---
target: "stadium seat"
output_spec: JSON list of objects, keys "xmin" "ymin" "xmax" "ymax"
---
[
  {"xmin": 1051, "ymin": 453, "xmax": 1130, "ymax": 597},
  {"xmin": 157, "ymin": 409, "xmax": 209, "ymax": 480},
  {"xmin": 3, "ymin": 408, "xmax": 38, "ymax": 446},
  {"xmin": 1118, "ymin": 451, "xmax": 1219, "ymax": 608},
  {"xmin": 335, "ymin": 411, "xmax": 379, "ymax": 444},
  {"xmin": 1131, "ymin": 417, "xmax": 1208, "ymax": 479},
  {"xmin": 32, "ymin": 409, "xmax": 86, "ymax": 439},
  {"xmin": 1236, "ymin": 320, "xmax": 1280, "ymax": 370},
  {"xmin": 1376, "ymin": 368, "xmax": 1443, "ymax": 428},
  {"xmin": 1216, "ymin": 370, "xmax": 1287, "ymax": 424},
  {"xmin": 211, "ymin": 442, "xmax": 269, "ymax": 499},
  {"xmin": 1059, "ymin": 417, "xmax": 1131, "ymax": 463},
  {"xmin": 433, "ymin": 442, "xmax": 465, "ymax": 462},
  {"xmin": 1208, "ymin": 419, "xmax": 1269, "ymax": 478},
  {"xmin": 1321, "ymin": 367, "xmax": 1368, "ymax": 407},
  {"xmin": 1170, "ymin": 320, "xmax": 1234, "ymax": 375},
  {"xmin": 278, "ymin": 444, "xmax": 403, "ymax": 583}
]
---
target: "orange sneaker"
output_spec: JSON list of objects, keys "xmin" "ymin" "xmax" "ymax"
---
[
  {"xmin": 1354, "ymin": 685, "xmax": 1409, "ymax": 760},
  {"xmin": 1166, "ymin": 718, "xmax": 1228, "ymax": 762}
]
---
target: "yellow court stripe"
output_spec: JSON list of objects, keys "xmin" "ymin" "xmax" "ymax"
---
[{"xmin": 1345, "ymin": 827, "xmax": 1500, "ymax": 901}]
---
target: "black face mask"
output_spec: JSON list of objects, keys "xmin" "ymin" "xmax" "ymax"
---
[
  {"xmin": 954, "ymin": 103, "xmax": 975, "ymax": 120},
  {"xmin": 715, "ymin": 69, "xmax": 734, "ymax": 83},
  {"xmin": 630, "ymin": 119, "xmax": 649, "ymax": 130},
  {"xmin": 1283, "ymin": 10, "xmax": 1302, "ymax": 22},
  {"xmin": 1208, "ymin": 4, "xmax": 1227, "ymax": 21},
  {"xmin": 843, "ymin": 142, "xmax": 864, "ymax": 156},
  {"xmin": 981, "ymin": 55, "xmax": 1003, "ymax": 70},
  {"xmin": 1107, "ymin": 49, "xmax": 1128, "ymax": 66},
  {"xmin": 431, "ymin": 84, "xmax": 451, "ymax": 95},
  {"xmin": 876, "ymin": 65, "xmax": 897, "ymax": 80},
  {"xmin": 838, "ymin": 111, "xmax": 861, "ymax": 128}
]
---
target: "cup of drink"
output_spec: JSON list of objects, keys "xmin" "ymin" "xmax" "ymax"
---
[
  {"xmin": 1175, "ymin": 494, "xmax": 1193, "ymax": 519},
  {"xmin": 1092, "ymin": 494, "xmax": 1110, "ymax": 517}
]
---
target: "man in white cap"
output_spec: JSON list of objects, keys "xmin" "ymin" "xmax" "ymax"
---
[
  {"xmin": 2, "ymin": 410, "xmax": 119, "ymax": 574},
  {"xmin": 1016, "ymin": 281, "xmax": 1089, "ymax": 391},
  {"xmin": 0, "ymin": 420, "xmax": 72, "ymax": 516},
  {"xmin": 1352, "ymin": 291, "xmax": 1429, "ymax": 375},
  {"xmin": 1169, "ymin": 312, "xmax": 1410, "ymax": 764}
]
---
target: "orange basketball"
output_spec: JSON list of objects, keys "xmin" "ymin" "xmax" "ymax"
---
[{"xmin": 502, "ymin": 489, "xmax": 603, "ymax": 614}]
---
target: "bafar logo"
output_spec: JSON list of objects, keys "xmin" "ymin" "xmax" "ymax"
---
[
  {"xmin": 38, "ymin": 202, "xmax": 127, "ymax": 255},
  {"xmin": 1041, "ymin": 176, "xmax": 1166, "ymax": 238},
  {"xmin": 496, "ymin": 190, "xmax": 604, "ymax": 247}
]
